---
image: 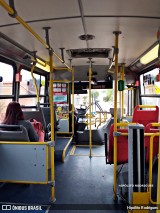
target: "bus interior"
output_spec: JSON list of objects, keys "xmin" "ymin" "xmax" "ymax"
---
[{"xmin": 0, "ymin": 0, "xmax": 160, "ymax": 212}]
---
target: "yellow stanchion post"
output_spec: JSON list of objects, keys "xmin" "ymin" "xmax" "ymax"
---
[
  {"xmin": 89, "ymin": 59, "xmax": 92, "ymax": 158},
  {"xmin": 148, "ymin": 135, "xmax": 154, "ymax": 203},
  {"xmin": 72, "ymin": 67, "xmax": 74, "ymax": 134},
  {"xmin": 156, "ymin": 134, "xmax": 160, "ymax": 213},
  {"xmin": 121, "ymin": 63, "xmax": 125, "ymax": 118},
  {"xmin": 30, "ymin": 63, "xmax": 40, "ymax": 107},
  {"xmin": 113, "ymin": 31, "xmax": 121, "ymax": 200},
  {"xmin": 119, "ymin": 66, "xmax": 123, "ymax": 120},
  {"xmin": 121, "ymin": 63, "xmax": 125, "ymax": 119},
  {"xmin": 49, "ymin": 48, "xmax": 55, "ymax": 202}
]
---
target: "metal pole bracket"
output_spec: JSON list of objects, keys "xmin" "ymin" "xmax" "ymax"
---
[{"xmin": 113, "ymin": 131, "xmax": 122, "ymax": 137}]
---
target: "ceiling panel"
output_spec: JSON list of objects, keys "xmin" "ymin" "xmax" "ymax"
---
[
  {"xmin": 85, "ymin": 17, "xmax": 160, "ymax": 65},
  {"xmin": 0, "ymin": 0, "xmax": 80, "ymax": 26},
  {"xmin": 0, "ymin": 18, "xmax": 86, "ymax": 66},
  {"xmin": 82, "ymin": 0, "xmax": 160, "ymax": 17},
  {"xmin": 0, "ymin": 0, "xmax": 160, "ymax": 71}
]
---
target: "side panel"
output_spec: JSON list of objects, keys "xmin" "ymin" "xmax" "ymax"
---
[{"xmin": 0, "ymin": 144, "xmax": 47, "ymax": 183}]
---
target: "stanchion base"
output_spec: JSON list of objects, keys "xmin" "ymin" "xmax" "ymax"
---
[{"xmin": 49, "ymin": 197, "xmax": 56, "ymax": 203}]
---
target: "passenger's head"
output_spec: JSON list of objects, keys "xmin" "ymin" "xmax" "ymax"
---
[{"xmin": 3, "ymin": 102, "xmax": 24, "ymax": 125}]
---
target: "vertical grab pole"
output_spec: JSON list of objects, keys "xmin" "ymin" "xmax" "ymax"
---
[
  {"xmin": 30, "ymin": 62, "xmax": 40, "ymax": 109},
  {"xmin": 49, "ymin": 48, "xmax": 55, "ymax": 202},
  {"xmin": 119, "ymin": 66, "xmax": 122, "ymax": 119},
  {"xmin": 113, "ymin": 31, "xmax": 121, "ymax": 200},
  {"xmin": 89, "ymin": 59, "xmax": 92, "ymax": 158},
  {"xmin": 119, "ymin": 63, "xmax": 125, "ymax": 120},
  {"xmin": 156, "ymin": 135, "xmax": 160, "ymax": 213},
  {"xmin": 121, "ymin": 63, "xmax": 125, "ymax": 119},
  {"xmin": 72, "ymin": 67, "xmax": 74, "ymax": 133}
]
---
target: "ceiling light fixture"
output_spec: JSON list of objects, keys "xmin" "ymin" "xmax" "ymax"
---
[
  {"xmin": 35, "ymin": 62, "xmax": 50, "ymax": 72},
  {"xmin": 140, "ymin": 44, "xmax": 158, "ymax": 65},
  {"xmin": 129, "ymin": 41, "xmax": 159, "ymax": 72}
]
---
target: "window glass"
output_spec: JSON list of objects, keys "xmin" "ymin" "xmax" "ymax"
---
[
  {"xmin": 19, "ymin": 98, "xmax": 37, "ymax": 107},
  {"xmin": 0, "ymin": 99, "xmax": 13, "ymax": 122},
  {"xmin": 40, "ymin": 76, "xmax": 45, "ymax": 95},
  {"xmin": 20, "ymin": 69, "xmax": 40, "ymax": 95},
  {"xmin": 140, "ymin": 68, "xmax": 159, "ymax": 95},
  {"xmin": 124, "ymin": 89, "xmax": 134, "ymax": 116},
  {"xmin": 141, "ymin": 97, "xmax": 160, "ymax": 119},
  {"xmin": 0, "ymin": 62, "xmax": 14, "ymax": 95},
  {"xmin": 72, "ymin": 89, "xmax": 113, "ymax": 112},
  {"xmin": 141, "ymin": 97, "xmax": 160, "ymax": 106}
]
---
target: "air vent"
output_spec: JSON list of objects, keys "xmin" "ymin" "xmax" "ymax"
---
[
  {"xmin": 66, "ymin": 48, "xmax": 111, "ymax": 58},
  {"xmin": 79, "ymin": 34, "xmax": 95, "ymax": 40}
]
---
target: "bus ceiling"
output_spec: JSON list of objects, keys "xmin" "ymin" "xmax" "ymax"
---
[{"xmin": 0, "ymin": 0, "xmax": 160, "ymax": 79}]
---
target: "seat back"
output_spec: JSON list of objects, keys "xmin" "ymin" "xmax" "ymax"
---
[
  {"xmin": 132, "ymin": 105, "xmax": 159, "ymax": 127},
  {"xmin": 0, "ymin": 125, "xmax": 30, "ymax": 142},
  {"xmin": 108, "ymin": 105, "xmax": 159, "ymax": 164},
  {"xmin": 77, "ymin": 122, "xmax": 87, "ymax": 131},
  {"xmin": 108, "ymin": 124, "xmax": 128, "ymax": 164},
  {"xmin": 23, "ymin": 108, "xmax": 46, "ymax": 130},
  {"xmin": 41, "ymin": 107, "xmax": 51, "ymax": 127}
]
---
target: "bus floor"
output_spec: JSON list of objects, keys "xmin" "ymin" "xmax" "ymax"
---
[{"xmin": 0, "ymin": 149, "xmax": 127, "ymax": 213}]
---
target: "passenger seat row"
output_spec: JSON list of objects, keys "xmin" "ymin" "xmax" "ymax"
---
[{"xmin": 107, "ymin": 105, "xmax": 159, "ymax": 164}]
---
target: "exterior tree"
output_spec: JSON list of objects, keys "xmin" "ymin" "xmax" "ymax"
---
[
  {"xmin": 91, "ymin": 91, "xmax": 99, "ymax": 102},
  {"xmin": 103, "ymin": 90, "xmax": 113, "ymax": 102}
]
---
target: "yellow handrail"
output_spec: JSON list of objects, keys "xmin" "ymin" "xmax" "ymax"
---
[
  {"xmin": 151, "ymin": 123, "xmax": 160, "ymax": 127},
  {"xmin": 54, "ymin": 67, "xmax": 70, "ymax": 71},
  {"xmin": 72, "ymin": 67, "xmax": 75, "ymax": 133},
  {"xmin": 148, "ymin": 133, "xmax": 160, "ymax": 205},
  {"xmin": 157, "ymin": 135, "xmax": 160, "ymax": 213},
  {"xmin": 30, "ymin": 63, "xmax": 40, "ymax": 105},
  {"xmin": 0, "ymin": 0, "xmax": 72, "ymax": 71},
  {"xmin": 0, "ymin": 141, "xmax": 48, "ymax": 145},
  {"xmin": 113, "ymin": 31, "xmax": 121, "ymax": 200},
  {"xmin": 138, "ymin": 105, "xmax": 157, "ymax": 108},
  {"xmin": 49, "ymin": 49, "xmax": 55, "ymax": 202},
  {"xmin": 121, "ymin": 63, "xmax": 125, "ymax": 119}
]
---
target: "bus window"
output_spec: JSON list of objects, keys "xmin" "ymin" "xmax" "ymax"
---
[
  {"xmin": 72, "ymin": 89, "xmax": 113, "ymax": 113},
  {"xmin": 19, "ymin": 97, "xmax": 45, "ymax": 107},
  {"xmin": 140, "ymin": 68, "xmax": 160, "ymax": 108},
  {"xmin": 18, "ymin": 98, "xmax": 37, "ymax": 107},
  {"xmin": 20, "ymin": 69, "xmax": 40, "ymax": 95},
  {"xmin": 40, "ymin": 76, "xmax": 45, "ymax": 95},
  {"xmin": 0, "ymin": 62, "xmax": 14, "ymax": 122},
  {"xmin": 19, "ymin": 69, "xmax": 45, "ymax": 108},
  {"xmin": 0, "ymin": 99, "xmax": 13, "ymax": 122},
  {"xmin": 0, "ymin": 62, "xmax": 14, "ymax": 95},
  {"xmin": 140, "ymin": 68, "xmax": 159, "ymax": 95},
  {"xmin": 141, "ymin": 97, "xmax": 160, "ymax": 106},
  {"xmin": 124, "ymin": 89, "xmax": 134, "ymax": 116}
]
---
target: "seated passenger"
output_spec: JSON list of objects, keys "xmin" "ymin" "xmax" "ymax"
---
[{"xmin": 2, "ymin": 102, "xmax": 39, "ymax": 142}]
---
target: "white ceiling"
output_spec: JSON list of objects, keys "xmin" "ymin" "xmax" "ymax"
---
[{"xmin": 0, "ymin": 0, "xmax": 160, "ymax": 79}]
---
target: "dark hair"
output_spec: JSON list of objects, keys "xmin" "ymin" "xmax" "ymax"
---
[{"xmin": 3, "ymin": 102, "xmax": 24, "ymax": 125}]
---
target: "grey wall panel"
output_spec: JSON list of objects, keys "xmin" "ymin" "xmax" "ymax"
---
[{"xmin": 0, "ymin": 144, "xmax": 47, "ymax": 183}]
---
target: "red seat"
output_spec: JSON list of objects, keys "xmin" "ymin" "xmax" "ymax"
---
[
  {"xmin": 108, "ymin": 105, "xmax": 159, "ymax": 164},
  {"xmin": 132, "ymin": 105, "xmax": 159, "ymax": 126},
  {"xmin": 108, "ymin": 124, "xmax": 128, "ymax": 164}
]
